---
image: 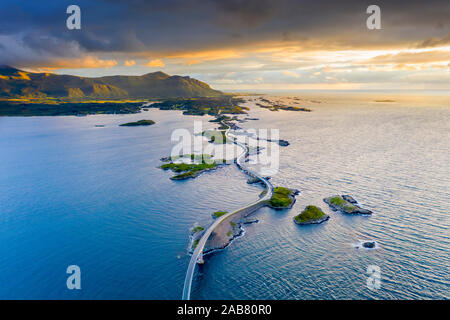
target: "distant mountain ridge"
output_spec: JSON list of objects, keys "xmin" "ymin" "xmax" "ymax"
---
[{"xmin": 0, "ymin": 65, "xmax": 222, "ymax": 99}]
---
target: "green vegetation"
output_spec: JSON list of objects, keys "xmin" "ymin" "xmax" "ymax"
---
[
  {"xmin": 268, "ymin": 187, "xmax": 294, "ymax": 208},
  {"xmin": 212, "ymin": 211, "xmax": 228, "ymax": 219},
  {"xmin": 230, "ymin": 221, "xmax": 237, "ymax": 227},
  {"xmin": 164, "ymin": 154, "xmax": 212, "ymax": 162},
  {"xmin": 191, "ymin": 226, "xmax": 204, "ymax": 233},
  {"xmin": 119, "ymin": 119, "xmax": 155, "ymax": 126},
  {"xmin": 0, "ymin": 65, "xmax": 226, "ymax": 116},
  {"xmin": 149, "ymin": 97, "xmax": 248, "ymax": 117},
  {"xmin": 294, "ymin": 205, "xmax": 326, "ymax": 223},
  {"xmin": 160, "ymin": 153, "xmax": 224, "ymax": 180},
  {"xmin": 227, "ymin": 231, "xmax": 232, "ymax": 237},
  {"xmin": 192, "ymin": 239, "xmax": 199, "ymax": 249},
  {"xmin": 329, "ymin": 196, "xmax": 357, "ymax": 212},
  {"xmin": 0, "ymin": 101, "xmax": 144, "ymax": 116}
]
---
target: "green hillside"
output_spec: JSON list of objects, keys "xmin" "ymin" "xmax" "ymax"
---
[{"xmin": 0, "ymin": 65, "xmax": 222, "ymax": 99}]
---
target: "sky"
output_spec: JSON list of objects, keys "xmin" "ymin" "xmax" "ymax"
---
[{"xmin": 0, "ymin": 0, "xmax": 449, "ymax": 91}]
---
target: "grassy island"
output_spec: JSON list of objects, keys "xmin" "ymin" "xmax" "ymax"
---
[
  {"xmin": 268, "ymin": 187, "xmax": 295, "ymax": 208},
  {"xmin": 212, "ymin": 211, "xmax": 227, "ymax": 219},
  {"xmin": 160, "ymin": 154, "xmax": 224, "ymax": 180},
  {"xmin": 294, "ymin": 205, "xmax": 329, "ymax": 225},
  {"xmin": 119, "ymin": 119, "xmax": 155, "ymax": 126},
  {"xmin": 324, "ymin": 195, "xmax": 373, "ymax": 215},
  {"xmin": 329, "ymin": 196, "xmax": 357, "ymax": 212}
]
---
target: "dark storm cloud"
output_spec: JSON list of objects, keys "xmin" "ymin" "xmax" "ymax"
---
[{"xmin": 0, "ymin": 0, "xmax": 449, "ymax": 67}]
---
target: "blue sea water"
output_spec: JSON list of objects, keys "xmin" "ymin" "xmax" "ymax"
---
[{"xmin": 0, "ymin": 93, "xmax": 449, "ymax": 299}]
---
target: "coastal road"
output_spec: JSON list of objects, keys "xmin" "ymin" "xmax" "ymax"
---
[{"xmin": 182, "ymin": 128, "xmax": 274, "ymax": 300}]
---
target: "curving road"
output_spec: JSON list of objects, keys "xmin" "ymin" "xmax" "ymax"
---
[{"xmin": 182, "ymin": 128, "xmax": 274, "ymax": 300}]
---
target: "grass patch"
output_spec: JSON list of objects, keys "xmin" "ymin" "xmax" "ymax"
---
[
  {"xmin": 227, "ymin": 231, "xmax": 232, "ymax": 237},
  {"xmin": 230, "ymin": 221, "xmax": 237, "ymax": 227},
  {"xmin": 329, "ymin": 196, "xmax": 356, "ymax": 211},
  {"xmin": 192, "ymin": 239, "xmax": 199, "ymax": 249},
  {"xmin": 191, "ymin": 226, "xmax": 204, "ymax": 233},
  {"xmin": 295, "ymin": 205, "xmax": 326, "ymax": 223},
  {"xmin": 212, "ymin": 211, "xmax": 227, "ymax": 218},
  {"xmin": 268, "ymin": 187, "xmax": 293, "ymax": 207}
]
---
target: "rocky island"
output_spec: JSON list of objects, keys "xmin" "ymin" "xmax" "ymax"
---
[
  {"xmin": 267, "ymin": 187, "xmax": 299, "ymax": 209},
  {"xmin": 294, "ymin": 205, "xmax": 329, "ymax": 225},
  {"xmin": 256, "ymin": 97, "xmax": 312, "ymax": 112},
  {"xmin": 323, "ymin": 195, "xmax": 372, "ymax": 215}
]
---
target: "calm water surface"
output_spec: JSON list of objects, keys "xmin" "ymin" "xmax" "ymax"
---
[{"xmin": 0, "ymin": 93, "xmax": 448, "ymax": 299}]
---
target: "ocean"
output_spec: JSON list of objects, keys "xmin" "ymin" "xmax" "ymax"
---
[{"xmin": 0, "ymin": 93, "xmax": 448, "ymax": 299}]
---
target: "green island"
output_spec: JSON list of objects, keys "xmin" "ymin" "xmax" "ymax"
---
[
  {"xmin": 323, "ymin": 195, "xmax": 372, "ymax": 215},
  {"xmin": 294, "ymin": 205, "xmax": 329, "ymax": 225},
  {"xmin": 212, "ymin": 211, "xmax": 228, "ymax": 219},
  {"xmin": 119, "ymin": 119, "xmax": 155, "ymax": 126},
  {"xmin": 160, "ymin": 154, "xmax": 224, "ymax": 180},
  {"xmin": 267, "ymin": 187, "xmax": 296, "ymax": 208}
]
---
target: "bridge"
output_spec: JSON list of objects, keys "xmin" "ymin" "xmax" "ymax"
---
[{"xmin": 182, "ymin": 128, "xmax": 274, "ymax": 300}]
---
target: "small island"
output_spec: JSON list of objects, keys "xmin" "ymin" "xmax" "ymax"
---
[
  {"xmin": 160, "ymin": 154, "xmax": 225, "ymax": 180},
  {"xmin": 294, "ymin": 205, "xmax": 329, "ymax": 225},
  {"xmin": 267, "ymin": 187, "xmax": 298, "ymax": 209},
  {"xmin": 119, "ymin": 119, "xmax": 155, "ymax": 126},
  {"xmin": 323, "ymin": 195, "xmax": 372, "ymax": 215},
  {"xmin": 362, "ymin": 241, "xmax": 376, "ymax": 249}
]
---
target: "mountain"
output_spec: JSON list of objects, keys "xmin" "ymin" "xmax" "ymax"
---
[{"xmin": 0, "ymin": 65, "xmax": 222, "ymax": 99}]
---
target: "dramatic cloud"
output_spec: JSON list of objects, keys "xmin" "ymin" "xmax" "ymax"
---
[{"xmin": 0, "ymin": 0, "xmax": 448, "ymax": 90}]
